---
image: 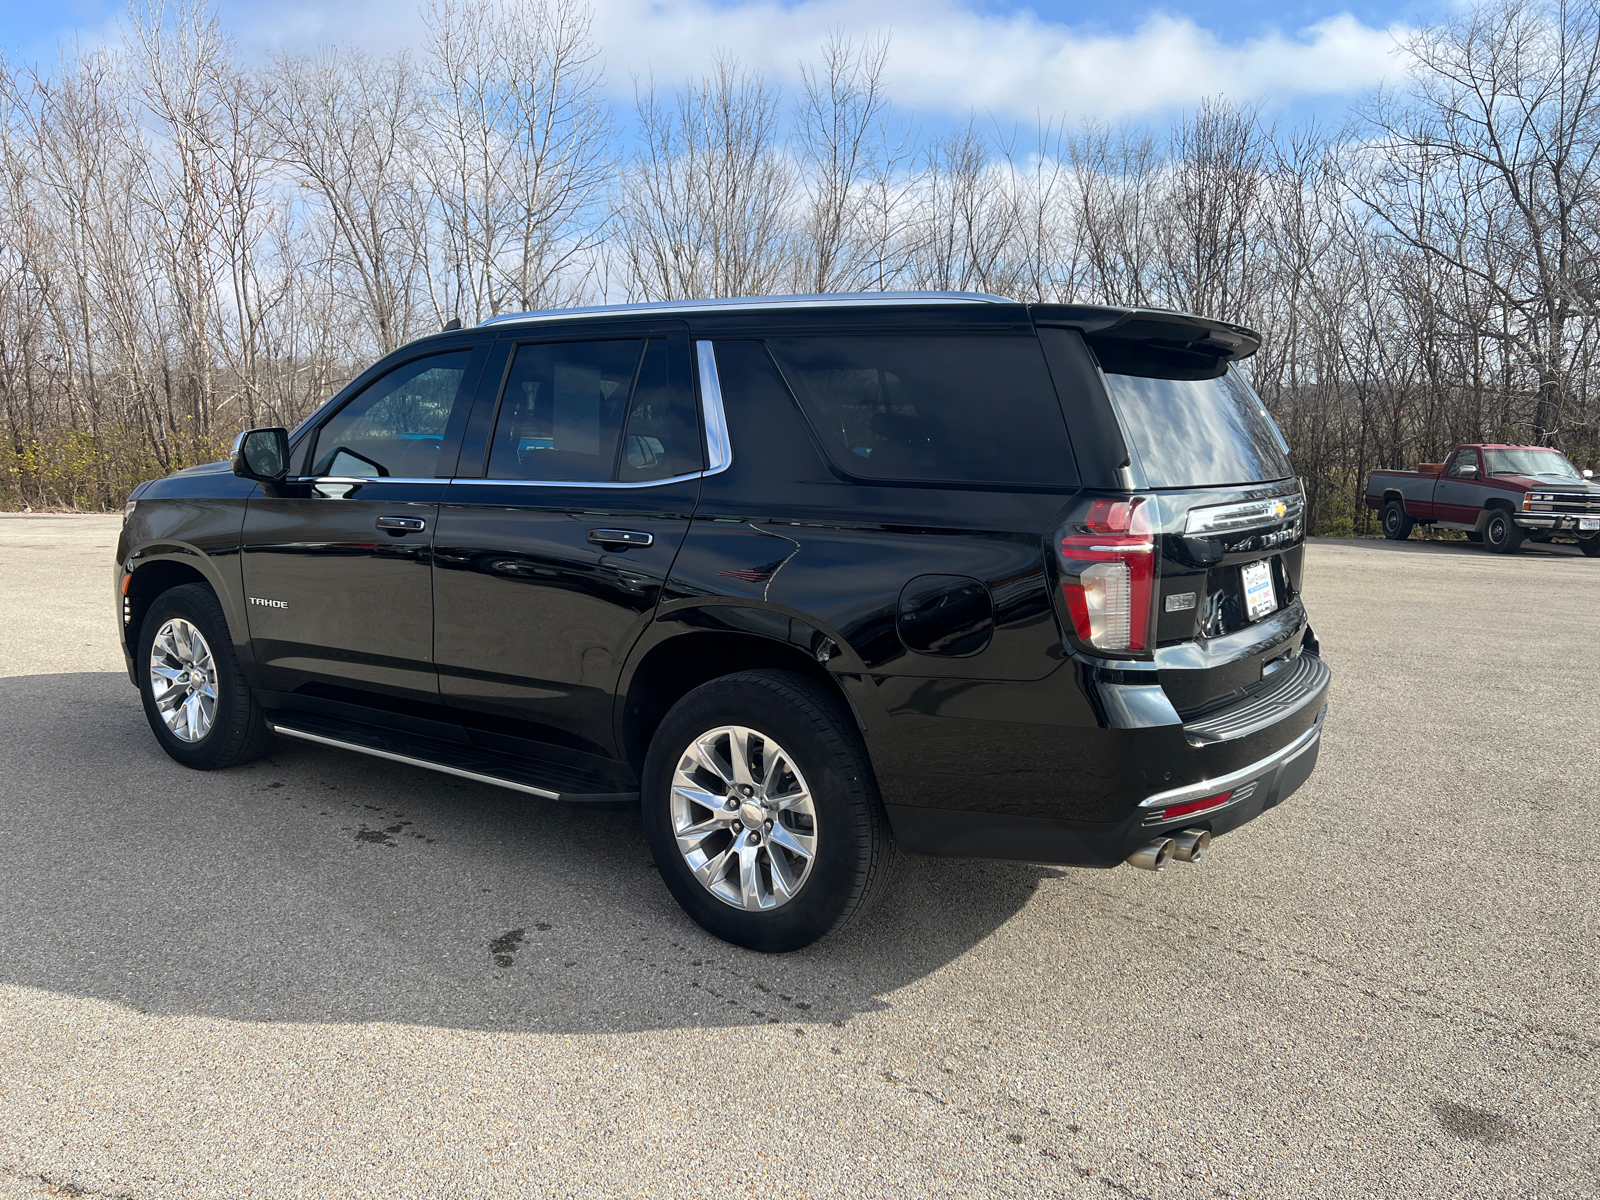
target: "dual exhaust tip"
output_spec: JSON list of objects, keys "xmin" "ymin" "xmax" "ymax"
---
[{"xmin": 1125, "ymin": 828, "xmax": 1211, "ymax": 871}]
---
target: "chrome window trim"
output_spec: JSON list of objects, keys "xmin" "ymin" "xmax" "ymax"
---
[
  {"xmin": 307, "ymin": 336, "xmax": 739, "ymax": 491},
  {"xmin": 297, "ymin": 473, "xmax": 704, "ymax": 490},
  {"xmin": 446, "ymin": 471, "xmax": 706, "ymax": 490},
  {"xmin": 298, "ymin": 476, "xmax": 445, "ymax": 485},
  {"xmin": 696, "ymin": 340, "xmax": 733, "ymax": 475},
  {"xmin": 481, "ymin": 291, "xmax": 1008, "ymax": 328}
]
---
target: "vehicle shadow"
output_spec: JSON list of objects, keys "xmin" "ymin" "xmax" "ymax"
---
[
  {"xmin": 1314, "ymin": 535, "xmax": 1590, "ymax": 557},
  {"xmin": 0, "ymin": 672, "xmax": 1054, "ymax": 1034}
]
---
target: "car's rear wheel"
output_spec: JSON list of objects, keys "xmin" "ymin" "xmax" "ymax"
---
[
  {"xmin": 137, "ymin": 583, "xmax": 271, "ymax": 769},
  {"xmin": 1381, "ymin": 500, "xmax": 1413, "ymax": 540},
  {"xmin": 641, "ymin": 670, "xmax": 893, "ymax": 952},
  {"xmin": 1482, "ymin": 509, "xmax": 1524, "ymax": 554}
]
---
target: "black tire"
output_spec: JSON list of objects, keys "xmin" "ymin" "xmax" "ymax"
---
[
  {"xmin": 1381, "ymin": 499, "xmax": 1413, "ymax": 540},
  {"xmin": 641, "ymin": 670, "xmax": 894, "ymax": 952},
  {"xmin": 136, "ymin": 583, "xmax": 272, "ymax": 770},
  {"xmin": 1580, "ymin": 533, "xmax": 1600, "ymax": 558},
  {"xmin": 1482, "ymin": 509, "xmax": 1524, "ymax": 554}
]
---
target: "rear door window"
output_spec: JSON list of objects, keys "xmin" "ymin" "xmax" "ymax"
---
[
  {"xmin": 765, "ymin": 335, "xmax": 1078, "ymax": 487},
  {"xmin": 1097, "ymin": 359, "xmax": 1292, "ymax": 489},
  {"xmin": 487, "ymin": 340, "xmax": 642, "ymax": 482}
]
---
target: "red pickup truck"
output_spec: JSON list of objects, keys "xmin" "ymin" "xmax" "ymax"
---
[{"xmin": 1365, "ymin": 444, "xmax": 1600, "ymax": 555}]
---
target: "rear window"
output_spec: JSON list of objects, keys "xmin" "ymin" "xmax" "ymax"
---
[
  {"xmin": 766, "ymin": 335, "xmax": 1078, "ymax": 487},
  {"xmin": 1099, "ymin": 362, "xmax": 1292, "ymax": 489}
]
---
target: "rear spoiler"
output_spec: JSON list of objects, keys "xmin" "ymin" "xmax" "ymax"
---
[{"xmin": 1030, "ymin": 305, "xmax": 1261, "ymax": 366}]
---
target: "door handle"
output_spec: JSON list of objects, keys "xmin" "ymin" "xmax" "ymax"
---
[
  {"xmin": 376, "ymin": 516, "xmax": 426, "ymax": 533},
  {"xmin": 587, "ymin": 528, "xmax": 653, "ymax": 547}
]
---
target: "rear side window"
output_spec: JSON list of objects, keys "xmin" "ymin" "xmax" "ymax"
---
[
  {"xmin": 766, "ymin": 336, "xmax": 1078, "ymax": 486},
  {"xmin": 1098, "ymin": 360, "xmax": 1292, "ymax": 489}
]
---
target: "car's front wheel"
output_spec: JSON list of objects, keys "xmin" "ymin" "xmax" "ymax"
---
[
  {"xmin": 1482, "ymin": 509, "xmax": 1524, "ymax": 554},
  {"xmin": 137, "ymin": 583, "xmax": 271, "ymax": 770},
  {"xmin": 641, "ymin": 670, "xmax": 894, "ymax": 952},
  {"xmin": 1579, "ymin": 533, "xmax": 1600, "ymax": 558}
]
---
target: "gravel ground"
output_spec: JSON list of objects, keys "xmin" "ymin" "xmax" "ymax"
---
[{"xmin": 0, "ymin": 513, "xmax": 1595, "ymax": 1199}]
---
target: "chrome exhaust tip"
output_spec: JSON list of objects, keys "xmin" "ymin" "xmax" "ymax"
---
[
  {"xmin": 1125, "ymin": 837, "xmax": 1177, "ymax": 872},
  {"xmin": 1171, "ymin": 828, "xmax": 1212, "ymax": 863}
]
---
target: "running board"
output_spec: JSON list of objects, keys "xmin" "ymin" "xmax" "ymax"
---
[{"xmin": 265, "ymin": 713, "xmax": 640, "ymax": 807}]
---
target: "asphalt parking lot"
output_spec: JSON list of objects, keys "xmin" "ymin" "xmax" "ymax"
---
[{"xmin": 0, "ymin": 514, "xmax": 1595, "ymax": 1199}]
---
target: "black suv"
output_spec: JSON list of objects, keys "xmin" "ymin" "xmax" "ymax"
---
[{"xmin": 116, "ymin": 293, "xmax": 1329, "ymax": 951}]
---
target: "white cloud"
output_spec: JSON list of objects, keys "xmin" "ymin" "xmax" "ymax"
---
[{"xmin": 223, "ymin": 0, "xmax": 1408, "ymax": 121}]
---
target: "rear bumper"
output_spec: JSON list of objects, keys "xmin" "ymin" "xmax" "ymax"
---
[{"xmin": 887, "ymin": 703, "xmax": 1326, "ymax": 868}]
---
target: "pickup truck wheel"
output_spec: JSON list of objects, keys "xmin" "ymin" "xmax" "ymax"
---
[
  {"xmin": 137, "ymin": 583, "xmax": 271, "ymax": 770},
  {"xmin": 641, "ymin": 670, "xmax": 894, "ymax": 953},
  {"xmin": 1482, "ymin": 509, "xmax": 1524, "ymax": 554},
  {"xmin": 1381, "ymin": 500, "xmax": 1414, "ymax": 540},
  {"xmin": 1579, "ymin": 533, "xmax": 1600, "ymax": 558}
]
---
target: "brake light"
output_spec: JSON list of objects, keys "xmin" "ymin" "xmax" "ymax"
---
[{"xmin": 1057, "ymin": 496, "xmax": 1156, "ymax": 653}]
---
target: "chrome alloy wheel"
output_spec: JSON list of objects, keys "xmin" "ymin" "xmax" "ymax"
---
[
  {"xmin": 670, "ymin": 725, "xmax": 818, "ymax": 911},
  {"xmin": 149, "ymin": 618, "xmax": 217, "ymax": 742}
]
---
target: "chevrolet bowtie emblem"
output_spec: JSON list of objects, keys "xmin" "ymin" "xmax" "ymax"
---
[{"xmin": 1271, "ymin": 499, "xmax": 1287, "ymax": 519}]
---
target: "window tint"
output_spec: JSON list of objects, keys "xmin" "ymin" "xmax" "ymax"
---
[
  {"xmin": 619, "ymin": 339, "xmax": 703, "ymax": 481},
  {"xmin": 488, "ymin": 341, "xmax": 642, "ymax": 482},
  {"xmin": 765, "ymin": 336, "xmax": 1078, "ymax": 486},
  {"xmin": 311, "ymin": 350, "xmax": 473, "ymax": 478},
  {"xmin": 1099, "ymin": 364, "xmax": 1292, "ymax": 489}
]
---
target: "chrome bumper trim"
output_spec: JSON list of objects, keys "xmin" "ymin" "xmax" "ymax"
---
[{"xmin": 1138, "ymin": 706, "xmax": 1326, "ymax": 809}]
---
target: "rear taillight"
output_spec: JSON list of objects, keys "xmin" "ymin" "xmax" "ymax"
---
[{"xmin": 1056, "ymin": 496, "xmax": 1156, "ymax": 654}]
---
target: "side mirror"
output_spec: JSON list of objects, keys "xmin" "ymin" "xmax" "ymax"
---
[
  {"xmin": 1585, "ymin": 468, "xmax": 1595, "ymax": 479},
  {"xmin": 232, "ymin": 427, "xmax": 290, "ymax": 484},
  {"xmin": 1458, "ymin": 464, "xmax": 1477, "ymax": 477}
]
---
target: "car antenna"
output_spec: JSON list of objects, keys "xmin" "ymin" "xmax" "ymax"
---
[{"xmin": 442, "ymin": 316, "xmax": 461, "ymax": 332}]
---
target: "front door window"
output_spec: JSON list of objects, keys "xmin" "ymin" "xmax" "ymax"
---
[{"xmin": 310, "ymin": 351, "xmax": 475, "ymax": 479}]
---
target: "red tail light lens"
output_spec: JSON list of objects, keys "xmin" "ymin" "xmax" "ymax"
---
[
  {"xmin": 1157, "ymin": 791, "xmax": 1233, "ymax": 821},
  {"xmin": 1057, "ymin": 496, "xmax": 1156, "ymax": 654}
]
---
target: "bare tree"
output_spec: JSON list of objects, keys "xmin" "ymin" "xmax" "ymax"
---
[
  {"xmin": 420, "ymin": 0, "xmax": 612, "ymax": 323},
  {"xmin": 790, "ymin": 31, "xmax": 900, "ymax": 292},
  {"xmin": 1356, "ymin": 0, "xmax": 1600, "ymax": 443},
  {"xmin": 620, "ymin": 57, "xmax": 795, "ymax": 300},
  {"xmin": 270, "ymin": 47, "xmax": 429, "ymax": 354}
]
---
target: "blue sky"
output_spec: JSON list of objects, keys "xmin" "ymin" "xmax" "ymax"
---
[{"xmin": 0, "ymin": 0, "xmax": 1443, "ymax": 126}]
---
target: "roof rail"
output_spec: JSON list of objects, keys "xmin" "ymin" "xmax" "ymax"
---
[{"xmin": 479, "ymin": 291, "xmax": 1011, "ymax": 327}]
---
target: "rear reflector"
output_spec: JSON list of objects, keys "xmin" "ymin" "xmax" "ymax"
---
[{"xmin": 1156, "ymin": 791, "xmax": 1233, "ymax": 821}]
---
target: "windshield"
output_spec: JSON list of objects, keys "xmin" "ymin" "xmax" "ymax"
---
[
  {"xmin": 1482, "ymin": 448, "xmax": 1581, "ymax": 479},
  {"xmin": 1099, "ymin": 363, "xmax": 1293, "ymax": 489}
]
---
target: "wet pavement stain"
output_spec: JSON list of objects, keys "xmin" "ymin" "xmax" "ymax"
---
[
  {"xmin": 1431, "ymin": 1099, "xmax": 1518, "ymax": 1144},
  {"xmin": 489, "ymin": 929, "xmax": 525, "ymax": 967}
]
